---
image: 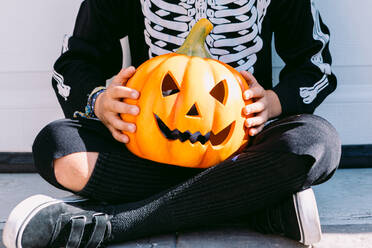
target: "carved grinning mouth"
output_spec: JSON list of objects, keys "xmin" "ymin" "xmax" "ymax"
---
[{"xmin": 154, "ymin": 114, "xmax": 235, "ymax": 146}]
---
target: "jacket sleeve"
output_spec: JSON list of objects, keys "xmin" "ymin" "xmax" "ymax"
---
[
  {"xmin": 271, "ymin": 0, "xmax": 337, "ymax": 116},
  {"xmin": 52, "ymin": 0, "xmax": 129, "ymax": 118}
]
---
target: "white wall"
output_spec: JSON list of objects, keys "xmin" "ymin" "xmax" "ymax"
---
[
  {"xmin": 0, "ymin": 0, "xmax": 371, "ymax": 151},
  {"xmin": 315, "ymin": 1, "xmax": 372, "ymax": 145},
  {"xmin": 0, "ymin": 1, "xmax": 80, "ymax": 151},
  {"xmin": 273, "ymin": 1, "xmax": 372, "ymax": 145}
]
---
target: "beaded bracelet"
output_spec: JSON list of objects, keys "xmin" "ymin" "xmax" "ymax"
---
[{"xmin": 73, "ymin": 86, "xmax": 106, "ymax": 119}]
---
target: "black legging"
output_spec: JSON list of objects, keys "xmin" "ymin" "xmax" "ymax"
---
[{"xmin": 32, "ymin": 114, "xmax": 341, "ymax": 242}]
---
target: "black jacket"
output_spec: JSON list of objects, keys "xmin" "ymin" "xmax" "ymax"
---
[{"xmin": 52, "ymin": 0, "xmax": 337, "ymax": 118}]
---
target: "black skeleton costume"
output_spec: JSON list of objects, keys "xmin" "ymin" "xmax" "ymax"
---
[{"xmin": 52, "ymin": 0, "xmax": 336, "ymax": 118}]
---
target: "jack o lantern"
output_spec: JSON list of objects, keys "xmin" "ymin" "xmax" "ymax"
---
[{"xmin": 121, "ymin": 19, "xmax": 251, "ymax": 168}]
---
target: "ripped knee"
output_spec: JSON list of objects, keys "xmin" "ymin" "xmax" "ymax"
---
[{"xmin": 54, "ymin": 152, "xmax": 98, "ymax": 192}]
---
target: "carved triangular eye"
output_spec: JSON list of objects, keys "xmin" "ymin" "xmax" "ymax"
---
[
  {"xmin": 162, "ymin": 72, "xmax": 180, "ymax": 97},
  {"xmin": 210, "ymin": 79, "xmax": 227, "ymax": 105}
]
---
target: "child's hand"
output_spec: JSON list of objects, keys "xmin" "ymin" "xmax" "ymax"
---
[
  {"xmin": 95, "ymin": 66, "xmax": 140, "ymax": 143},
  {"xmin": 240, "ymin": 71, "xmax": 282, "ymax": 136}
]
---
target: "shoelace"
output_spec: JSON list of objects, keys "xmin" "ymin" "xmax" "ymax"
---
[{"xmin": 50, "ymin": 213, "xmax": 111, "ymax": 248}]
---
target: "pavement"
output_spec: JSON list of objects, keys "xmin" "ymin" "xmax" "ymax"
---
[{"xmin": 1, "ymin": 169, "xmax": 372, "ymax": 247}]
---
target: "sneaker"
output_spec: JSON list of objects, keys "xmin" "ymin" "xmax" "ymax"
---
[
  {"xmin": 249, "ymin": 188, "xmax": 322, "ymax": 245},
  {"xmin": 2, "ymin": 194, "xmax": 112, "ymax": 248}
]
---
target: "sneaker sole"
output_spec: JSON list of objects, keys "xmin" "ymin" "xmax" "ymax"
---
[
  {"xmin": 293, "ymin": 188, "xmax": 322, "ymax": 245},
  {"xmin": 2, "ymin": 194, "xmax": 87, "ymax": 248}
]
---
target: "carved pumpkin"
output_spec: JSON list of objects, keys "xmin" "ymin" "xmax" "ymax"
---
[{"xmin": 121, "ymin": 19, "xmax": 251, "ymax": 168}]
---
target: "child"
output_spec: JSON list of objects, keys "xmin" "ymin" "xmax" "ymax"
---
[{"xmin": 3, "ymin": 1, "xmax": 340, "ymax": 247}]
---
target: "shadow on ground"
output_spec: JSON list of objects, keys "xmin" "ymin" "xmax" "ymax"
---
[
  {"xmin": 110, "ymin": 227, "xmax": 306, "ymax": 248},
  {"xmin": 2, "ymin": 225, "xmax": 372, "ymax": 248}
]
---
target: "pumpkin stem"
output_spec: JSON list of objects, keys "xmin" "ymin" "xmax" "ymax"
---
[{"xmin": 176, "ymin": 18, "xmax": 213, "ymax": 58}]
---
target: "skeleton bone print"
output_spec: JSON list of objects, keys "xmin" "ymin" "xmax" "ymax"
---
[
  {"xmin": 141, "ymin": 0, "xmax": 271, "ymax": 73},
  {"xmin": 299, "ymin": 0, "xmax": 332, "ymax": 104}
]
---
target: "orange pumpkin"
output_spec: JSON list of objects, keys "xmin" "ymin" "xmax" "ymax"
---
[{"xmin": 121, "ymin": 19, "xmax": 251, "ymax": 168}]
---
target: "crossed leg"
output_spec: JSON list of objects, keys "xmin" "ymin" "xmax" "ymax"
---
[{"xmin": 32, "ymin": 114, "xmax": 340, "ymax": 242}]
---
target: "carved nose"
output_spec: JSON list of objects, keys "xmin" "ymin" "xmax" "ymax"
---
[{"xmin": 186, "ymin": 103, "xmax": 200, "ymax": 117}]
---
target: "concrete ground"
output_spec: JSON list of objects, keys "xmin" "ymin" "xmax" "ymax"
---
[{"xmin": 1, "ymin": 169, "xmax": 372, "ymax": 247}]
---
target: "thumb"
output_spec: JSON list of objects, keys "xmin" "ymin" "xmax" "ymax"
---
[
  {"xmin": 240, "ymin": 70, "xmax": 258, "ymax": 87},
  {"xmin": 113, "ymin": 66, "xmax": 136, "ymax": 86}
]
